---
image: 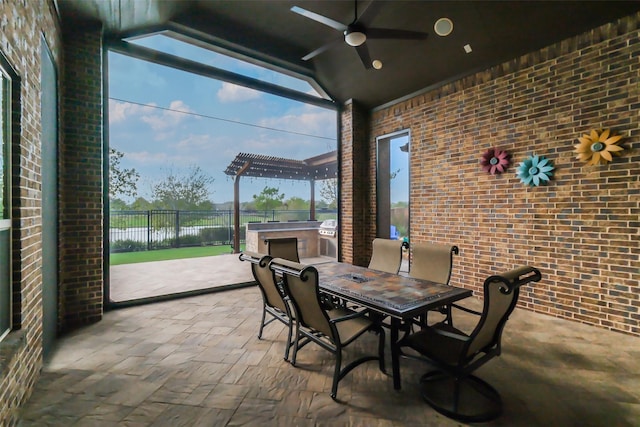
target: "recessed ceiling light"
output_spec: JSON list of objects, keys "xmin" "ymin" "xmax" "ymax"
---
[
  {"xmin": 434, "ymin": 18, "xmax": 453, "ymax": 37},
  {"xmin": 372, "ymin": 60, "xmax": 383, "ymax": 70},
  {"xmin": 464, "ymin": 44, "xmax": 473, "ymax": 53}
]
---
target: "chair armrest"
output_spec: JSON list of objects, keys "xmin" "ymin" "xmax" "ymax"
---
[
  {"xmin": 329, "ymin": 309, "xmax": 370, "ymax": 323},
  {"xmin": 450, "ymin": 302, "xmax": 482, "ymax": 316}
]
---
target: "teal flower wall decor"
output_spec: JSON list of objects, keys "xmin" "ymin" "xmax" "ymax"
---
[{"xmin": 516, "ymin": 155, "xmax": 554, "ymax": 187}]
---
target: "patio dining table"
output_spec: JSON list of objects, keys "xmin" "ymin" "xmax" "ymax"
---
[{"xmin": 315, "ymin": 261, "xmax": 472, "ymax": 390}]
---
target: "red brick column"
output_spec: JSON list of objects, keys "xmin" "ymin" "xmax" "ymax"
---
[
  {"xmin": 60, "ymin": 22, "xmax": 104, "ymax": 330},
  {"xmin": 339, "ymin": 100, "xmax": 372, "ymax": 266}
]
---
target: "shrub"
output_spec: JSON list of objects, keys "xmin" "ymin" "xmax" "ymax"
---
[
  {"xmin": 199, "ymin": 227, "xmax": 230, "ymax": 243},
  {"xmin": 110, "ymin": 239, "xmax": 147, "ymax": 253}
]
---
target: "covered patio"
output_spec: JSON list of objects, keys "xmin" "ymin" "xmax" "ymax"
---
[
  {"xmin": 20, "ymin": 279, "xmax": 640, "ymax": 425},
  {"xmin": 3, "ymin": 2, "xmax": 639, "ymax": 425}
]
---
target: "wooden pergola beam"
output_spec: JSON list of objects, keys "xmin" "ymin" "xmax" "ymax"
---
[{"xmin": 233, "ymin": 161, "xmax": 251, "ymax": 253}]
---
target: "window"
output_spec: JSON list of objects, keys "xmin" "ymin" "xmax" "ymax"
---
[
  {"xmin": 0, "ymin": 51, "xmax": 14, "ymax": 341},
  {"xmin": 376, "ymin": 130, "xmax": 410, "ymax": 242},
  {"xmin": 126, "ymin": 32, "xmax": 330, "ymax": 101},
  {"xmin": 106, "ymin": 29, "xmax": 337, "ymax": 304}
]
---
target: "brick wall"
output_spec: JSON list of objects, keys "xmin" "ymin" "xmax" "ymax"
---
[
  {"xmin": 0, "ymin": 0, "xmax": 62, "ymax": 424},
  {"xmin": 365, "ymin": 13, "xmax": 639, "ymax": 336},
  {"xmin": 59, "ymin": 22, "xmax": 104, "ymax": 331}
]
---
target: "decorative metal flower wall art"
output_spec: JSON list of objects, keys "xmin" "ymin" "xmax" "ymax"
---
[
  {"xmin": 574, "ymin": 129, "xmax": 624, "ymax": 166},
  {"xmin": 480, "ymin": 147, "xmax": 511, "ymax": 174},
  {"xmin": 516, "ymin": 154, "xmax": 554, "ymax": 187}
]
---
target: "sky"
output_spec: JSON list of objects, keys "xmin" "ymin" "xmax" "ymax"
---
[{"xmin": 108, "ymin": 34, "xmax": 337, "ymax": 205}]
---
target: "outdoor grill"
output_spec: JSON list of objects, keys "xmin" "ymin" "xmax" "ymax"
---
[
  {"xmin": 318, "ymin": 219, "xmax": 338, "ymax": 258},
  {"xmin": 319, "ymin": 219, "xmax": 337, "ymax": 237}
]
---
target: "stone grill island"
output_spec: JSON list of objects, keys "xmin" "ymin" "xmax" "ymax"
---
[{"xmin": 245, "ymin": 221, "xmax": 321, "ymax": 257}]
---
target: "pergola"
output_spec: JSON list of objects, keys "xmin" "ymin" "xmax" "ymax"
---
[{"xmin": 224, "ymin": 150, "xmax": 337, "ymax": 252}]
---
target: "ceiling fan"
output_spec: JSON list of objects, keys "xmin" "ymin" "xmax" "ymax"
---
[{"xmin": 291, "ymin": 1, "xmax": 429, "ymax": 69}]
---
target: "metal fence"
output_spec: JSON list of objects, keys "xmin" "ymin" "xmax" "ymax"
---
[{"xmin": 109, "ymin": 209, "xmax": 337, "ymax": 252}]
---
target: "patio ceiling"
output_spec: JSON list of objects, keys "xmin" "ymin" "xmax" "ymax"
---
[
  {"xmin": 224, "ymin": 151, "xmax": 337, "ymax": 181},
  {"xmin": 56, "ymin": 1, "xmax": 640, "ymax": 110}
]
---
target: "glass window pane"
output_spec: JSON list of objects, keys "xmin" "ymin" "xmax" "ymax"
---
[
  {"xmin": 128, "ymin": 33, "xmax": 326, "ymax": 99},
  {"xmin": 390, "ymin": 135, "xmax": 409, "ymax": 241},
  {"xmin": 0, "ymin": 229, "xmax": 9, "ymax": 338},
  {"xmin": 0, "ymin": 68, "xmax": 9, "ymax": 338}
]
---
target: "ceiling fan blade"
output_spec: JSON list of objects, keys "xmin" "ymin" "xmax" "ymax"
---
[
  {"xmin": 291, "ymin": 6, "xmax": 347, "ymax": 32},
  {"xmin": 355, "ymin": 44, "xmax": 372, "ymax": 69},
  {"xmin": 356, "ymin": 0, "xmax": 383, "ymax": 24},
  {"xmin": 367, "ymin": 28, "xmax": 429, "ymax": 40},
  {"xmin": 302, "ymin": 39, "xmax": 343, "ymax": 61}
]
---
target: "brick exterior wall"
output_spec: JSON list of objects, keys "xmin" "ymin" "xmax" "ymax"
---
[
  {"xmin": 0, "ymin": 0, "xmax": 62, "ymax": 424},
  {"xmin": 59, "ymin": 22, "xmax": 104, "ymax": 331},
  {"xmin": 364, "ymin": 13, "xmax": 640, "ymax": 336}
]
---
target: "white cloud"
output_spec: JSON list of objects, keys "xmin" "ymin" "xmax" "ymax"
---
[
  {"xmin": 108, "ymin": 99, "xmax": 151, "ymax": 124},
  {"xmin": 175, "ymin": 134, "xmax": 214, "ymax": 151},
  {"xmin": 140, "ymin": 100, "xmax": 196, "ymax": 132},
  {"xmin": 217, "ymin": 82, "xmax": 261, "ymax": 103},
  {"xmin": 258, "ymin": 108, "xmax": 336, "ymax": 139},
  {"xmin": 126, "ymin": 151, "xmax": 170, "ymax": 164},
  {"xmin": 109, "ymin": 99, "xmax": 196, "ymax": 136}
]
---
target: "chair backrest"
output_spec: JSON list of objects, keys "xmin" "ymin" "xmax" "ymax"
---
[
  {"xmin": 409, "ymin": 242, "xmax": 459, "ymax": 285},
  {"xmin": 269, "ymin": 258, "xmax": 333, "ymax": 339},
  {"xmin": 368, "ymin": 238, "xmax": 404, "ymax": 274},
  {"xmin": 465, "ymin": 266, "xmax": 542, "ymax": 358},
  {"xmin": 266, "ymin": 237, "xmax": 300, "ymax": 263},
  {"xmin": 240, "ymin": 251, "xmax": 288, "ymax": 314}
]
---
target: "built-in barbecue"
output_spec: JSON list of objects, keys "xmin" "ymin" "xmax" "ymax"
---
[
  {"xmin": 319, "ymin": 219, "xmax": 337, "ymax": 237},
  {"xmin": 318, "ymin": 219, "xmax": 337, "ymax": 258}
]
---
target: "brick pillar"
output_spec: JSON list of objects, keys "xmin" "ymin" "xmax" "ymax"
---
[
  {"xmin": 60, "ymin": 22, "xmax": 104, "ymax": 330},
  {"xmin": 339, "ymin": 100, "xmax": 371, "ymax": 266}
]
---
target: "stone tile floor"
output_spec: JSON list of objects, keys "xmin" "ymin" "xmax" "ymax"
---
[
  {"xmin": 109, "ymin": 254, "xmax": 332, "ymax": 303},
  {"xmin": 18, "ymin": 285, "xmax": 640, "ymax": 426}
]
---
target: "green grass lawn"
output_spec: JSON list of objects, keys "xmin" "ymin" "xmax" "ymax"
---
[{"xmin": 110, "ymin": 245, "xmax": 244, "ymax": 266}]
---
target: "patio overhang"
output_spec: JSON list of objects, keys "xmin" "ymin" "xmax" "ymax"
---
[{"xmin": 224, "ymin": 151, "xmax": 337, "ymax": 253}]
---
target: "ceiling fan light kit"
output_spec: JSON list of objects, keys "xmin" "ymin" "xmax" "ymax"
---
[
  {"xmin": 345, "ymin": 28, "xmax": 366, "ymax": 46},
  {"xmin": 434, "ymin": 17, "xmax": 454, "ymax": 36}
]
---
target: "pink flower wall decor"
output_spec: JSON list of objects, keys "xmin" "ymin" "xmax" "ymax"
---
[{"xmin": 480, "ymin": 147, "xmax": 510, "ymax": 174}]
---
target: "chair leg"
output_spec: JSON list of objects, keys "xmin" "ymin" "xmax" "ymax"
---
[
  {"xmin": 290, "ymin": 320, "xmax": 301, "ymax": 366},
  {"xmin": 331, "ymin": 348, "xmax": 342, "ymax": 400},
  {"xmin": 258, "ymin": 306, "xmax": 267, "ymax": 339},
  {"xmin": 283, "ymin": 318, "xmax": 294, "ymax": 361}
]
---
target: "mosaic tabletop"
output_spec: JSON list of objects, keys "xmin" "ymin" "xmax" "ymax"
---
[{"xmin": 315, "ymin": 262, "xmax": 472, "ymax": 318}]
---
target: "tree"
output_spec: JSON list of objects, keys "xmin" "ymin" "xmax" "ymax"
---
[
  {"xmin": 109, "ymin": 198, "xmax": 128, "ymax": 211},
  {"xmin": 151, "ymin": 165, "xmax": 214, "ymax": 210},
  {"xmin": 131, "ymin": 196, "xmax": 154, "ymax": 211},
  {"xmin": 109, "ymin": 148, "xmax": 140, "ymax": 199},
  {"xmin": 284, "ymin": 196, "xmax": 309, "ymax": 210},
  {"xmin": 252, "ymin": 186, "xmax": 285, "ymax": 211},
  {"xmin": 320, "ymin": 178, "xmax": 338, "ymax": 208}
]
